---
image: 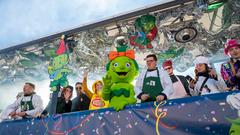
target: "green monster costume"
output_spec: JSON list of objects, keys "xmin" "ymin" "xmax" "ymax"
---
[
  {"xmin": 102, "ymin": 47, "xmax": 139, "ymax": 111},
  {"xmin": 228, "ymin": 118, "xmax": 240, "ymax": 135}
]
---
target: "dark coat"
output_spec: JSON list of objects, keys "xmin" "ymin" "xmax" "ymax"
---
[{"xmin": 71, "ymin": 93, "xmax": 90, "ymax": 112}]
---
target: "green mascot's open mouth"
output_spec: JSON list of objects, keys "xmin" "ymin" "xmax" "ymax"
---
[{"xmin": 116, "ymin": 72, "xmax": 128, "ymax": 76}]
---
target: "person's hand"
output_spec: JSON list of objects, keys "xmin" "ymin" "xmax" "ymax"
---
[
  {"xmin": 102, "ymin": 74, "xmax": 113, "ymax": 89},
  {"xmin": 236, "ymin": 69, "xmax": 240, "ymax": 78},
  {"xmin": 83, "ymin": 70, "xmax": 88, "ymax": 78},
  {"xmin": 227, "ymin": 94, "xmax": 240, "ymax": 110},
  {"xmin": 141, "ymin": 94, "xmax": 150, "ymax": 101},
  {"xmin": 16, "ymin": 112, "xmax": 26, "ymax": 117},
  {"xmin": 189, "ymin": 80, "xmax": 195, "ymax": 89},
  {"xmin": 39, "ymin": 114, "xmax": 46, "ymax": 119},
  {"xmin": 156, "ymin": 95, "xmax": 165, "ymax": 102},
  {"xmin": 208, "ymin": 69, "xmax": 217, "ymax": 78},
  {"xmin": 9, "ymin": 111, "xmax": 16, "ymax": 117}
]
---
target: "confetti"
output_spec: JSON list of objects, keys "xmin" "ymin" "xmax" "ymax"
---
[
  {"xmin": 96, "ymin": 128, "xmax": 99, "ymax": 134},
  {"xmin": 219, "ymin": 102, "xmax": 226, "ymax": 106},
  {"xmin": 210, "ymin": 111, "xmax": 215, "ymax": 115},
  {"xmin": 205, "ymin": 126, "xmax": 210, "ymax": 130},
  {"xmin": 158, "ymin": 108, "xmax": 162, "ymax": 112},
  {"xmin": 195, "ymin": 101, "xmax": 201, "ymax": 105},
  {"xmin": 98, "ymin": 116, "xmax": 103, "ymax": 120},
  {"xmin": 212, "ymin": 117, "xmax": 217, "ymax": 123},
  {"xmin": 100, "ymin": 122, "xmax": 106, "ymax": 128},
  {"xmin": 135, "ymin": 104, "xmax": 141, "ymax": 107},
  {"xmin": 127, "ymin": 124, "xmax": 132, "ymax": 128}
]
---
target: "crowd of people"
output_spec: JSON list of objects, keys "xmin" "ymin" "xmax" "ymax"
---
[{"xmin": 0, "ymin": 39, "xmax": 239, "ymax": 121}]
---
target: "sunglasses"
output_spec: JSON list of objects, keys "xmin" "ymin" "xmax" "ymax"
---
[{"xmin": 76, "ymin": 87, "xmax": 82, "ymax": 90}]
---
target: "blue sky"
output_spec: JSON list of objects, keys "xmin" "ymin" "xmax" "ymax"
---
[{"xmin": 0, "ymin": 0, "xmax": 172, "ymax": 50}]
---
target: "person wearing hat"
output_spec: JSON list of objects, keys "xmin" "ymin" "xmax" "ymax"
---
[
  {"xmin": 135, "ymin": 54, "xmax": 173, "ymax": 103},
  {"xmin": 82, "ymin": 70, "xmax": 109, "ymax": 110},
  {"xmin": 162, "ymin": 60, "xmax": 191, "ymax": 99},
  {"xmin": 1, "ymin": 82, "xmax": 43, "ymax": 120},
  {"xmin": 221, "ymin": 39, "xmax": 240, "ymax": 90},
  {"xmin": 190, "ymin": 56, "xmax": 223, "ymax": 96}
]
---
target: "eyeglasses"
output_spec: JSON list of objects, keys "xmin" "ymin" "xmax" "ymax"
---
[{"xmin": 76, "ymin": 87, "xmax": 82, "ymax": 90}]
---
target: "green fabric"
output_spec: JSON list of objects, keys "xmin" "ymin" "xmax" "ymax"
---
[
  {"xmin": 20, "ymin": 95, "xmax": 34, "ymax": 111},
  {"xmin": 142, "ymin": 69, "xmax": 164, "ymax": 101},
  {"xmin": 110, "ymin": 88, "xmax": 130, "ymax": 98},
  {"xmin": 102, "ymin": 54, "xmax": 138, "ymax": 111}
]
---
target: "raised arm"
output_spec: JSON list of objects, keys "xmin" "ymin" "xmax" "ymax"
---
[
  {"xmin": 82, "ymin": 73, "xmax": 93, "ymax": 99},
  {"xmin": 102, "ymin": 73, "xmax": 113, "ymax": 101}
]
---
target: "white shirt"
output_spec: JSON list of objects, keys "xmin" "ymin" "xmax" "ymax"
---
[
  {"xmin": 191, "ymin": 76, "xmax": 223, "ymax": 96},
  {"xmin": 134, "ymin": 68, "xmax": 174, "ymax": 102},
  {"xmin": 1, "ymin": 94, "xmax": 43, "ymax": 120}
]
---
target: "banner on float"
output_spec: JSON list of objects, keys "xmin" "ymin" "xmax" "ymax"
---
[{"xmin": 0, "ymin": 91, "xmax": 239, "ymax": 135}]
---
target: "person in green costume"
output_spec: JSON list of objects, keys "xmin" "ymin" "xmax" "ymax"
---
[
  {"xmin": 228, "ymin": 118, "xmax": 240, "ymax": 135},
  {"xmin": 227, "ymin": 93, "xmax": 240, "ymax": 135},
  {"xmin": 102, "ymin": 47, "xmax": 139, "ymax": 111},
  {"xmin": 135, "ymin": 54, "xmax": 173, "ymax": 103}
]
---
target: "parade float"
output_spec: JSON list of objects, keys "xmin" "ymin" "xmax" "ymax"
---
[{"xmin": 0, "ymin": 0, "xmax": 240, "ymax": 134}]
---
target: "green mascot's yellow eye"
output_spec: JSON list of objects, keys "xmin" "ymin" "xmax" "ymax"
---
[
  {"xmin": 113, "ymin": 63, "xmax": 118, "ymax": 67},
  {"xmin": 126, "ymin": 63, "xmax": 130, "ymax": 68}
]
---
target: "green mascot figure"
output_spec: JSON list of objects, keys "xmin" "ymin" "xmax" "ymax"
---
[
  {"xmin": 228, "ymin": 118, "xmax": 240, "ymax": 135},
  {"xmin": 48, "ymin": 35, "xmax": 72, "ymax": 91},
  {"xmin": 102, "ymin": 46, "xmax": 139, "ymax": 111}
]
